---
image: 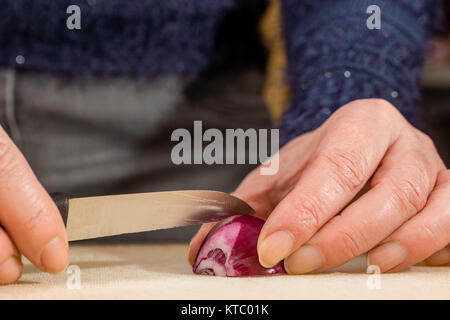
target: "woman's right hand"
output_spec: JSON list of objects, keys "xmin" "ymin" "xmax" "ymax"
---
[{"xmin": 0, "ymin": 126, "xmax": 69, "ymax": 284}]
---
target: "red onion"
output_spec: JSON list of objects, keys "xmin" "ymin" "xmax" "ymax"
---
[{"xmin": 193, "ymin": 215, "xmax": 285, "ymax": 277}]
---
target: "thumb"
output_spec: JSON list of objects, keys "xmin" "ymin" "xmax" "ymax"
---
[{"xmin": 188, "ymin": 222, "xmax": 217, "ymax": 266}]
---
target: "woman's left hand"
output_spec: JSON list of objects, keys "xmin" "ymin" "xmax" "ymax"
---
[{"xmin": 189, "ymin": 99, "xmax": 450, "ymax": 273}]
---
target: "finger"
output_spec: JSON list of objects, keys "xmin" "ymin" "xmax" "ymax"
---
[
  {"xmin": 425, "ymin": 245, "xmax": 450, "ymax": 266},
  {"xmin": 258, "ymin": 100, "xmax": 401, "ymax": 267},
  {"xmin": 285, "ymin": 138, "xmax": 439, "ymax": 273},
  {"xmin": 368, "ymin": 169, "xmax": 450, "ymax": 272},
  {"xmin": 0, "ymin": 127, "xmax": 69, "ymax": 273},
  {"xmin": 188, "ymin": 222, "xmax": 217, "ymax": 266},
  {"xmin": 186, "ymin": 135, "xmax": 315, "ymax": 265},
  {"xmin": 0, "ymin": 227, "xmax": 23, "ymax": 284},
  {"xmin": 188, "ymin": 131, "xmax": 319, "ymax": 265}
]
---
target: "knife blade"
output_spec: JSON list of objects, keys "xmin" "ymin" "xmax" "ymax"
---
[{"xmin": 50, "ymin": 191, "xmax": 254, "ymax": 241}]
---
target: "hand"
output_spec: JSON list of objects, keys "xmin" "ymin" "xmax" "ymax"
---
[
  {"xmin": 0, "ymin": 127, "xmax": 69, "ymax": 284},
  {"xmin": 189, "ymin": 99, "xmax": 449, "ymax": 273}
]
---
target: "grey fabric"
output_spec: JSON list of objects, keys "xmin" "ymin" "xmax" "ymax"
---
[{"xmin": 0, "ymin": 68, "xmax": 272, "ymax": 242}]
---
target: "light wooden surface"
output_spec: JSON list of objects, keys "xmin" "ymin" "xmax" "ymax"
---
[{"xmin": 0, "ymin": 244, "xmax": 448, "ymax": 300}]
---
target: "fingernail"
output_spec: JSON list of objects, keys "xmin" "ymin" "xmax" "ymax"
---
[
  {"xmin": 187, "ymin": 239, "xmax": 197, "ymax": 266},
  {"xmin": 0, "ymin": 256, "xmax": 23, "ymax": 285},
  {"xmin": 258, "ymin": 231, "xmax": 294, "ymax": 268},
  {"xmin": 187, "ymin": 241, "xmax": 193, "ymax": 264},
  {"xmin": 285, "ymin": 245, "xmax": 324, "ymax": 274},
  {"xmin": 40, "ymin": 237, "xmax": 69, "ymax": 274},
  {"xmin": 368, "ymin": 242, "xmax": 407, "ymax": 272}
]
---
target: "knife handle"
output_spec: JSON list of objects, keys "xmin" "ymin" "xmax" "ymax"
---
[{"xmin": 50, "ymin": 192, "xmax": 69, "ymax": 227}]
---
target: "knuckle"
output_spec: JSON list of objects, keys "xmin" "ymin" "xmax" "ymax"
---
[
  {"xmin": 369, "ymin": 98, "xmax": 395, "ymax": 110},
  {"xmin": 332, "ymin": 99, "xmax": 401, "ymax": 131},
  {"xmin": 0, "ymin": 137, "xmax": 15, "ymax": 176},
  {"xmin": 292, "ymin": 195, "xmax": 325, "ymax": 231},
  {"xmin": 438, "ymin": 169, "xmax": 450, "ymax": 184},
  {"xmin": 417, "ymin": 222, "xmax": 446, "ymax": 249},
  {"xmin": 414, "ymin": 130, "xmax": 440, "ymax": 159},
  {"xmin": 353, "ymin": 98, "xmax": 395, "ymax": 116},
  {"xmin": 351, "ymin": 98, "xmax": 402, "ymax": 127},
  {"xmin": 337, "ymin": 228, "xmax": 368, "ymax": 258},
  {"xmin": 21, "ymin": 205, "xmax": 48, "ymax": 233},
  {"xmin": 419, "ymin": 132, "xmax": 435, "ymax": 149},
  {"xmin": 389, "ymin": 177, "xmax": 428, "ymax": 214},
  {"xmin": 406, "ymin": 150, "xmax": 432, "ymax": 183},
  {"xmin": 366, "ymin": 98, "xmax": 395, "ymax": 115},
  {"xmin": 318, "ymin": 150, "xmax": 368, "ymax": 192},
  {"xmin": 369, "ymin": 99, "xmax": 402, "ymax": 126}
]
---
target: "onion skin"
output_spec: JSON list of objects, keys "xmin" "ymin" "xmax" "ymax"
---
[{"xmin": 193, "ymin": 215, "xmax": 286, "ymax": 277}]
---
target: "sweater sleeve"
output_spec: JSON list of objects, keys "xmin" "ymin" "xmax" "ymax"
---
[{"xmin": 279, "ymin": 0, "xmax": 445, "ymax": 145}]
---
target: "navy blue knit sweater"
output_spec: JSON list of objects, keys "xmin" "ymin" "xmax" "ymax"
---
[
  {"xmin": 0, "ymin": 0, "xmax": 444, "ymax": 144},
  {"xmin": 279, "ymin": 0, "xmax": 444, "ymax": 144}
]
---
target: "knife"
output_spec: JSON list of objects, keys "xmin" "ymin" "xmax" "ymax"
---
[{"xmin": 50, "ymin": 191, "xmax": 254, "ymax": 241}]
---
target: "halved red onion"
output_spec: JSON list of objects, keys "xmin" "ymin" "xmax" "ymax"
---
[{"xmin": 193, "ymin": 215, "xmax": 285, "ymax": 277}]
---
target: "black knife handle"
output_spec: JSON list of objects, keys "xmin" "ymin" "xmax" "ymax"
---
[{"xmin": 50, "ymin": 192, "xmax": 69, "ymax": 227}]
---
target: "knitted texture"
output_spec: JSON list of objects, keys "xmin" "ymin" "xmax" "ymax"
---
[
  {"xmin": 0, "ymin": 0, "xmax": 445, "ymax": 145},
  {"xmin": 0, "ymin": 0, "xmax": 237, "ymax": 78},
  {"xmin": 279, "ymin": 0, "xmax": 445, "ymax": 145}
]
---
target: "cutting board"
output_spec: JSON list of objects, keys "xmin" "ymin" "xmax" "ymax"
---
[{"xmin": 1, "ymin": 244, "xmax": 448, "ymax": 299}]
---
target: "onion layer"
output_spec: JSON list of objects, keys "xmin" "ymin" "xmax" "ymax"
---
[{"xmin": 193, "ymin": 215, "xmax": 285, "ymax": 277}]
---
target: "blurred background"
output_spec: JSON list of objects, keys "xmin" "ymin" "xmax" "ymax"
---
[{"xmin": 422, "ymin": 0, "xmax": 450, "ymax": 167}]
